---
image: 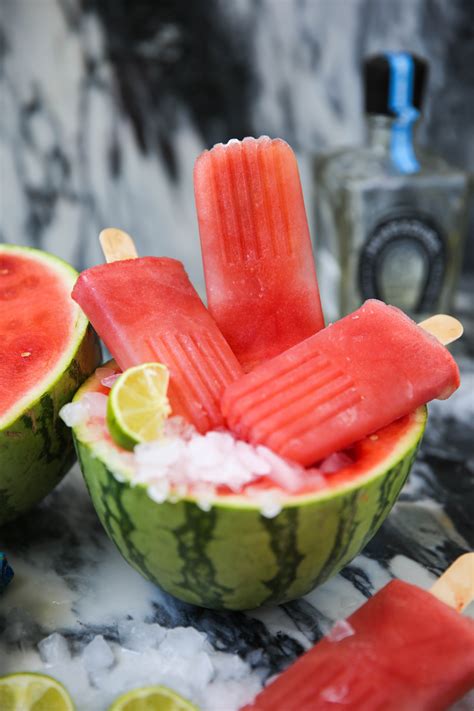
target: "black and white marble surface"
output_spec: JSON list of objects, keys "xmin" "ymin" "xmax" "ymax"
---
[
  {"xmin": 0, "ymin": 297, "xmax": 473, "ymax": 710},
  {"xmin": 1, "ymin": 2, "xmax": 474, "ymax": 708},
  {"xmin": 1, "ymin": 0, "xmax": 473, "ymax": 289}
]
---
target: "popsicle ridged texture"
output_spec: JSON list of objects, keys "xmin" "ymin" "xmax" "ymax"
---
[
  {"xmin": 243, "ymin": 580, "xmax": 474, "ymax": 711},
  {"xmin": 72, "ymin": 257, "xmax": 243, "ymax": 433},
  {"xmin": 194, "ymin": 136, "xmax": 324, "ymax": 372},
  {"xmin": 222, "ymin": 300, "xmax": 460, "ymax": 466}
]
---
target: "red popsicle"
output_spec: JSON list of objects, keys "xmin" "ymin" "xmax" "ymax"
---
[
  {"xmin": 194, "ymin": 136, "xmax": 325, "ymax": 372},
  {"xmin": 72, "ymin": 241, "xmax": 243, "ymax": 433},
  {"xmin": 222, "ymin": 300, "xmax": 460, "ymax": 466},
  {"xmin": 242, "ymin": 556, "xmax": 474, "ymax": 711}
]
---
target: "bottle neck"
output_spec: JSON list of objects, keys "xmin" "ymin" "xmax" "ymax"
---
[{"xmin": 365, "ymin": 114, "xmax": 420, "ymax": 151}]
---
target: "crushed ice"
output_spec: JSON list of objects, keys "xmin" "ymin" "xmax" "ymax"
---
[
  {"xmin": 133, "ymin": 423, "xmax": 304, "ymax": 516},
  {"xmin": 138, "ymin": 429, "xmax": 255, "ymax": 483},
  {"xmin": 35, "ymin": 627, "xmax": 261, "ymax": 711},
  {"xmin": 61, "ymin": 388, "xmax": 356, "ymax": 516},
  {"xmin": 118, "ymin": 620, "xmax": 166, "ymax": 651}
]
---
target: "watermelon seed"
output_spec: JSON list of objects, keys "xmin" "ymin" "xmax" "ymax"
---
[{"xmin": 21, "ymin": 351, "xmax": 32, "ymax": 358}]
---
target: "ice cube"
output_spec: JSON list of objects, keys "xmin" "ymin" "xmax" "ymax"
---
[
  {"xmin": 81, "ymin": 392, "xmax": 108, "ymax": 418},
  {"xmin": 235, "ymin": 441, "xmax": 271, "ymax": 475},
  {"xmin": 247, "ymin": 489, "xmax": 283, "ymax": 518},
  {"xmin": 38, "ymin": 633, "xmax": 71, "ymax": 665},
  {"xmin": 82, "ymin": 635, "xmax": 115, "ymax": 672},
  {"xmin": 59, "ymin": 401, "xmax": 88, "ymax": 427},
  {"xmin": 320, "ymin": 452, "xmax": 353, "ymax": 474},
  {"xmin": 204, "ymin": 430, "xmax": 236, "ymax": 453},
  {"xmin": 148, "ymin": 479, "xmax": 170, "ymax": 503},
  {"xmin": 257, "ymin": 446, "xmax": 303, "ymax": 492},
  {"xmin": 327, "ymin": 619, "xmax": 355, "ymax": 642},
  {"xmin": 42, "ymin": 658, "xmax": 92, "ymax": 710},
  {"xmin": 304, "ymin": 468, "xmax": 327, "ymax": 489},
  {"xmin": 218, "ymin": 456, "xmax": 255, "ymax": 489},
  {"xmin": 321, "ymin": 682, "xmax": 349, "ymax": 702},
  {"xmin": 101, "ymin": 374, "xmax": 120, "ymax": 388},
  {"xmin": 163, "ymin": 416, "xmax": 196, "ymax": 441},
  {"xmin": 187, "ymin": 434, "xmax": 228, "ymax": 468},
  {"xmin": 189, "ymin": 651, "xmax": 214, "ymax": 690},
  {"xmin": 160, "ymin": 627, "xmax": 208, "ymax": 658},
  {"xmin": 118, "ymin": 620, "xmax": 166, "ymax": 651},
  {"xmin": 135, "ymin": 439, "xmax": 184, "ymax": 468},
  {"xmin": 194, "ymin": 484, "xmax": 216, "ymax": 511}
]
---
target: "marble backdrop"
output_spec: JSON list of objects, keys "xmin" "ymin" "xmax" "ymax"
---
[
  {"xmin": 1, "ymin": 5, "xmax": 474, "ymax": 706},
  {"xmin": 1, "ymin": 0, "xmax": 473, "ymax": 296}
]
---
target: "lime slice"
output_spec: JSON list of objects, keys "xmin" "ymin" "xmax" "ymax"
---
[
  {"xmin": 0, "ymin": 673, "xmax": 75, "ymax": 711},
  {"xmin": 107, "ymin": 363, "xmax": 172, "ymax": 450},
  {"xmin": 109, "ymin": 685, "xmax": 199, "ymax": 711}
]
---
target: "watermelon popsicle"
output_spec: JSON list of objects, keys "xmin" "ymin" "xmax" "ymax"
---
[
  {"xmin": 194, "ymin": 136, "xmax": 325, "ymax": 372},
  {"xmin": 222, "ymin": 299, "xmax": 461, "ymax": 466},
  {"xmin": 72, "ymin": 234, "xmax": 243, "ymax": 433},
  {"xmin": 241, "ymin": 554, "xmax": 474, "ymax": 711}
]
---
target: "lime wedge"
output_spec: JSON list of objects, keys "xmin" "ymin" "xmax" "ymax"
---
[
  {"xmin": 107, "ymin": 363, "xmax": 172, "ymax": 450},
  {"xmin": 108, "ymin": 685, "xmax": 199, "ymax": 711},
  {"xmin": 0, "ymin": 673, "xmax": 75, "ymax": 711}
]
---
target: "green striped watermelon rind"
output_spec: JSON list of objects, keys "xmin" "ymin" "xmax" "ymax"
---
[
  {"xmin": 0, "ymin": 245, "xmax": 101, "ymax": 526},
  {"xmin": 73, "ymin": 368, "xmax": 427, "ymax": 610}
]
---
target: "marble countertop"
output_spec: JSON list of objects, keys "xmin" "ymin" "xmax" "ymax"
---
[{"xmin": 1, "ymin": 318, "xmax": 473, "ymax": 710}]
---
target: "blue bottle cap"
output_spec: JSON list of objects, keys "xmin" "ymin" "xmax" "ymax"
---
[{"xmin": 363, "ymin": 52, "xmax": 428, "ymax": 175}]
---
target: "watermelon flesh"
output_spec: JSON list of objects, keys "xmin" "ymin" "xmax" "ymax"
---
[
  {"xmin": 0, "ymin": 250, "xmax": 76, "ymax": 423},
  {"xmin": 72, "ymin": 257, "xmax": 243, "ymax": 434},
  {"xmin": 242, "ymin": 580, "xmax": 474, "ymax": 711},
  {"xmin": 222, "ymin": 299, "xmax": 460, "ymax": 466},
  {"xmin": 0, "ymin": 244, "xmax": 101, "ymax": 524},
  {"xmin": 194, "ymin": 136, "xmax": 325, "ymax": 372}
]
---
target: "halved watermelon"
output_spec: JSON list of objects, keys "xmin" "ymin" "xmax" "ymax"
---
[
  {"xmin": 0, "ymin": 244, "xmax": 101, "ymax": 524},
  {"xmin": 72, "ymin": 365, "xmax": 426, "ymax": 610}
]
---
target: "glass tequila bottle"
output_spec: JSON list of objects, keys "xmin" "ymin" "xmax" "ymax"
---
[{"xmin": 314, "ymin": 53, "xmax": 471, "ymax": 320}]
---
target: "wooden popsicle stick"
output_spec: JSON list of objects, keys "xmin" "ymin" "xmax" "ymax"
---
[
  {"xmin": 99, "ymin": 228, "xmax": 138, "ymax": 263},
  {"xmin": 430, "ymin": 553, "xmax": 474, "ymax": 613},
  {"xmin": 419, "ymin": 314, "xmax": 463, "ymax": 346}
]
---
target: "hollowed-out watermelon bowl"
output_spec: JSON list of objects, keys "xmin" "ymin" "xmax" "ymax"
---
[
  {"xmin": 0, "ymin": 244, "xmax": 101, "ymax": 525},
  {"xmin": 71, "ymin": 363, "xmax": 427, "ymax": 610}
]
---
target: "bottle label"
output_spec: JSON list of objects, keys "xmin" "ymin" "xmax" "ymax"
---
[
  {"xmin": 359, "ymin": 216, "xmax": 446, "ymax": 313},
  {"xmin": 385, "ymin": 52, "xmax": 420, "ymax": 174}
]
